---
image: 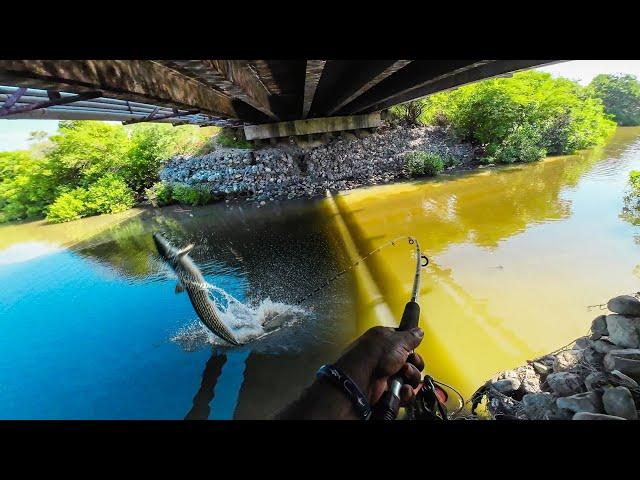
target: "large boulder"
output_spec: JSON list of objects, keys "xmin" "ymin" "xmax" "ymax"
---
[
  {"xmin": 604, "ymin": 349, "xmax": 640, "ymax": 380},
  {"xmin": 556, "ymin": 391, "xmax": 603, "ymax": 414},
  {"xmin": 546, "ymin": 372, "xmax": 584, "ymax": 396},
  {"xmin": 605, "ymin": 314, "xmax": 640, "ymax": 348},
  {"xmin": 553, "ymin": 350, "xmax": 583, "ymax": 372},
  {"xmin": 573, "ymin": 412, "xmax": 626, "ymax": 420},
  {"xmin": 607, "ymin": 295, "xmax": 640, "ymax": 316},
  {"xmin": 602, "ymin": 386, "xmax": 638, "ymax": 420},
  {"xmin": 522, "ymin": 393, "xmax": 556, "ymax": 420}
]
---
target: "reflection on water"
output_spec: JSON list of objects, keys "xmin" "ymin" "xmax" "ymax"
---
[
  {"xmin": 337, "ymin": 127, "xmax": 640, "ymax": 399},
  {"xmin": 1, "ymin": 127, "xmax": 640, "ymax": 418}
]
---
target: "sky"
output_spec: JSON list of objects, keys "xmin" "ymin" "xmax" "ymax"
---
[{"xmin": 1, "ymin": 61, "xmax": 640, "ymax": 152}]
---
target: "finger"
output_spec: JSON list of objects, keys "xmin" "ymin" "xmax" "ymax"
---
[
  {"xmin": 400, "ymin": 384, "xmax": 416, "ymax": 406},
  {"xmin": 393, "ymin": 327, "xmax": 424, "ymax": 353},
  {"xmin": 400, "ymin": 362, "xmax": 422, "ymax": 388},
  {"xmin": 407, "ymin": 352, "xmax": 425, "ymax": 372}
]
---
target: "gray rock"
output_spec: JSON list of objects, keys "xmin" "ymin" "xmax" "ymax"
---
[
  {"xmin": 546, "ymin": 372, "xmax": 584, "ymax": 396},
  {"xmin": 610, "ymin": 369, "xmax": 639, "ymax": 389},
  {"xmin": 591, "ymin": 314, "xmax": 609, "ymax": 337},
  {"xmin": 556, "ymin": 391, "xmax": 603, "ymax": 414},
  {"xmin": 574, "ymin": 336, "xmax": 590, "ymax": 349},
  {"xmin": 590, "ymin": 338, "xmax": 617, "ymax": 354},
  {"xmin": 491, "ymin": 378, "xmax": 521, "ymax": 394},
  {"xmin": 604, "ymin": 349, "xmax": 640, "ymax": 380},
  {"xmin": 583, "ymin": 347, "xmax": 605, "ymax": 369},
  {"xmin": 532, "ymin": 361, "xmax": 551, "ymax": 376},
  {"xmin": 553, "ymin": 350, "xmax": 583, "ymax": 372},
  {"xmin": 608, "ymin": 295, "xmax": 640, "ymax": 316},
  {"xmin": 606, "ymin": 314, "xmax": 640, "ymax": 348},
  {"xmin": 602, "ymin": 386, "xmax": 638, "ymax": 420},
  {"xmin": 585, "ymin": 372, "xmax": 611, "ymax": 392},
  {"xmin": 572, "ymin": 412, "xmax": 626, "ymax": 420},
  {"xmin": 522, "ymin": 393, "xmax": 555, "ymax": 420}
]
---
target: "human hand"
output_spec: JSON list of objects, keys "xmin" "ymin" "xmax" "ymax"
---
[{"xmin": 333, "ymin": 326, "xmax": 425, "ymax": 407}]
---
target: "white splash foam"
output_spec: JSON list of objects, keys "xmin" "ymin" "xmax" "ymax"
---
[{"xmin": 170, "ymin": 283, "xmax": 310, "ymax": 350}]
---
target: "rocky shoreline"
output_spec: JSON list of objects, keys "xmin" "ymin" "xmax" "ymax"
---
[
  {"xmin": 159, "ymin": 125, "xmax": 476, "ymax": 203},
  {"xmin": 472, "ymin": 294, "xmax": 640, "ymax": 420}
]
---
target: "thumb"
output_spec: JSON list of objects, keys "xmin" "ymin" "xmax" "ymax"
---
[{"xmin": 394, "ymin": 327, "xmax": 424, "ymax": 352}]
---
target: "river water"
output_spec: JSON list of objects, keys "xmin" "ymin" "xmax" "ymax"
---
[{"xmin": 1, "ymin": 127, "xmax": 640, "ymax": 419}]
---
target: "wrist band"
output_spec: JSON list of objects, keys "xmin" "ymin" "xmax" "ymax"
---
[{"xmin": 316, "ymin": 364, "xmax": 372, "ymax": 420}]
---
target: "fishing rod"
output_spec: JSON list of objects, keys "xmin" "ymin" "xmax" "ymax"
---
[{"xmin": 370, "ymin": 237, "xmax": 427, "ymax": 420}]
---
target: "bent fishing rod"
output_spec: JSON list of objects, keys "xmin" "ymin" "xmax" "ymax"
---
[{"xmin": 370, "ymin": 237, "xmax": 428, "ymax": 421}]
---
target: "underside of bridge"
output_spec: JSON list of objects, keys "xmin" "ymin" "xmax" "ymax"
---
[{"xmin": 0, "ymin": 60, "xmax": 553, "ymax": 139}]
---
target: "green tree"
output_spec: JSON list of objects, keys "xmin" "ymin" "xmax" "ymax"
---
[
  {"xmin": 588, "ymin": 74, "xmax": 640, "ymax": 126},
  {"xmin": 420, "ymin": 70, "xmax": 616, "ymax": 163}
]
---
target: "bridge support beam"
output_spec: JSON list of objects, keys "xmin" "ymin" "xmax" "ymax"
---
[{"xmin": 243, "ymin": 113, "xmax": 381, "ymax": 140}]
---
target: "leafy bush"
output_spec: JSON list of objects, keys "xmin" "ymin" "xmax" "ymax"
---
[
  {"xmin": 1, "ymin": 121, "xmax": 219, "ymax": 223},
  {"xmin": 486, "ymin": 123, "xmax": 547, "ymax": 164},
  {"xmin": 171, "ymin": 183, "xmax": 213, "ymax": 206},
  {"xmin": 420, "ymin": 71, "xmax": 616, "ymax": 163},
  {"xmin": 588, "ymin": 74, "xmax": 640, "ymax": 126},
  {"xmin": 46, "ymin": 188, "xmax": 89, "ymax": 223},
  {"xmin": 145, "ymin": 182, "xmax": 174, "ymax": 207},
  {"xmin": 390, "ymin": 101, "xmax": 426, "ymax": 126},
  {"xmin": 84, "ymin": 174, "xmax": 135, "ymax": 214},
  {"xmin": 405, "ymin": 151, "xmax": 446, "ymax": 176},
  {"xmin": 216, "ymin": 128, "xmax": 253, "ymax": 149},
  {"xmin": 45, "ymin": 174, "xmax": 134, "ymax": 223}
]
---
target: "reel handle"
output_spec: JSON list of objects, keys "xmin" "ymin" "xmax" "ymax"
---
[{"xmin": 371, "ymin": 301, "xmax": 420, "ymax": 421}]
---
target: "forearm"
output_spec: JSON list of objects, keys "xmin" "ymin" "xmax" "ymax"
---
[{"xmin": 274, "ymin": 379, "xmax": 361, "ymax": 420}]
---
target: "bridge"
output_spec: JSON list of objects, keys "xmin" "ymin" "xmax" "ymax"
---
[{"xmin": 0, "ymin": 60, "xmax": 553, "ymax": 141}]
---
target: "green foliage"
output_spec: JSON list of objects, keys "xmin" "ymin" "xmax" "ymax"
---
[
  {"xmin": 1, "ymin": 121, "xmax": 217, "ymax": 223},
  {"xmin": 588, "ymin": 74, "xmax": 640, "ymax": 126},
  {"xmin": 405, "ymin": 151, "xmax": 446, "ymax": 177},
  {"xmin": 0, "ymin": 151, "xmax": 58, "ymax": 222},
  {"xmin": 390, "ymin": 101, "xmax": 426, "ymax": 126},
  {"xmin": 622, "ymin": 170, "xmax": 640, "ymax": 226},
  {"xmin": 84, "ymin": 174, "xmax": 135, "ymax": 214},
  {"xmin": 45, "ymin": 174, "xmax": 134, "ymax": 223},
  {"xmin": 171, "ymin": 183, "xmax": 213, "ymax": 206},
  {"xmin": 145, "ymin": 182, "xmax": 174, "ymax": 207},
  {"xmin": 486, "ymin": 123, "xmax": 547, "ymax": 164},
  {"xmin": 420, "ymin": 71, "xmax": 616, "ymax": 163},
  {"xmin": 630, "ymin": 170, "xmax": 640, "ymax": 191},
  {"xmin": 216, "ymin": 128, "xmax": 253, "ymax": 149},
  {"xmin": 45, "ymin": 188, "xmax": 89, "ymax": 223}
]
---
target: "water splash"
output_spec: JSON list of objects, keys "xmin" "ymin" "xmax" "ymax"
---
[{"xmin": 170, "ymin": 282, "xmax": 311, "ymax": 351}]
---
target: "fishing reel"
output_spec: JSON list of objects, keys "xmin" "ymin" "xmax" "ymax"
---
[{"xmin": 405, "ymin": 375, "xmax": 450, "ymax": 421}]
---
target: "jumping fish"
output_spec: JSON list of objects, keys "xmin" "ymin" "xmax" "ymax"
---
[{"xmin": 152, "ymin": 232, "xmax": 240, "ymax": 346}]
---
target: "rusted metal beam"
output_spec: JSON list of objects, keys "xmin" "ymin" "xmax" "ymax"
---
[
  {"xmin": 0, "ymin": 87, "xmax": 27, "ymax": 113},
  {"xmin": 326, "ymin": 61, "xmax": 412, "ymax": 115},
  {"xmin": 122, "ymin": 107, "xmax": 200, "ymax": 125},
  {"xmin": 160, "ymin": 60, "xmax": 279, "ymax": 120},
  {"xmin": 0, "ymin": 60, "xmax": 243, "ymax": 120},
  {"xmin": 302, "ymin": 60, "xmax": 325, "ymax": 118},
  {"xmin": 0, "ymin": 89, "xmax": 102, "ymax": 118},
  {"xmin": 360, "ymin": 60, "xmax": 555, "ymax": 113}
]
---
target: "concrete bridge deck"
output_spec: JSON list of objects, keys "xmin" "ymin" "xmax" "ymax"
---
[{"xmin": 0, "ymin": 60, "xmax": 553, "ymax": 138}]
